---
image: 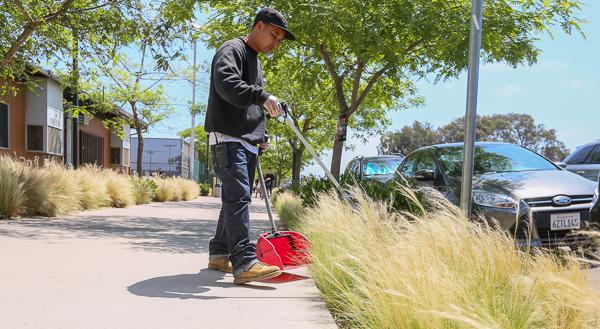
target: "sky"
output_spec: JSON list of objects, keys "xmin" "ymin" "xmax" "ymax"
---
[{"xmin": 151, "ymin": 1, "xmax": 600, "ymax": 178}]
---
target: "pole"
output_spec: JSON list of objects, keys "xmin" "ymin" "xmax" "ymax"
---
[
  {"xmin": 72, "ymin": 31, "xmax": 79, "ymax": 169},
  {"xmin": 460, "ymin": 0, "xmax": 484, "ymax": 217},
  {"xmin": 189, "ymin": 39, "xmax": 197, "ymax": 181}
]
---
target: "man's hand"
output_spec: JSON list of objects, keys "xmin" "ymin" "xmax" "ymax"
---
[
  {"xmin": 263, "ymin": 95, "xmax": 283, "ymax": 117},
  {"xmin": 259, "ymin": 141, "xmax": 269, "ymax": 153}
]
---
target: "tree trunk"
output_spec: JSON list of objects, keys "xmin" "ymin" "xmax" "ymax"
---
[
  {"xmin": 293, "ymin": 146, "xmax": 305, "ymax": 183},
  {"xmin": 330, "ymin": 139, "xmax": 344, "ymax": 179},
  {"xmin": 330, "ymin": 116, "xmax": 348, "ymax": 179},
  {"xmin": 291, "ymin": 146, "xmax": 299, "ymax": 183},
  {"xmin": 136, "ymin": 129, "xmax": 144, "ymax": 177}
]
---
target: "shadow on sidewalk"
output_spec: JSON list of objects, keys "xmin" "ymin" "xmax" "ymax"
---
[
  {"xmin": 127, "ymin": 268, "xmax": 277, "ymax": 300},
  {"xmin": 148, "ymin": 200, "xmax": 269, "ymax": 214},
  {"xmin": 0, "ymin": 215, "xmax": 273, "ymax": 254}
]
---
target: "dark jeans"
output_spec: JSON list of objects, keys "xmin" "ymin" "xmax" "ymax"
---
[{"xmin": 208, "ymin": 142, "xmax": 257, "ymax": 276}]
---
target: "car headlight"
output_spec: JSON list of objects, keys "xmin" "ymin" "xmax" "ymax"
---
[
  {"xmin": 472, "ymin": 191, "xmax": 517, "ymax": 209},
  {"xmin": 593, "ymin": 187, "xmax": 599, "ymax": 204}
]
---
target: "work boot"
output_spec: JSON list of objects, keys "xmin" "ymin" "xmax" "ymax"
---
[
  {"xmin": 233, "ymin": 262, "xmax": 282, "ymax": 285},
  {"xmin": 208, "ymin": 256, "xmax": 233, "ymax": 273}
]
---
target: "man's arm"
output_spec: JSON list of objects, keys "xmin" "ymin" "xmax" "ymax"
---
[{"xmin": 213, "ymin": 46, "xmax": 270, "ymax": 108}]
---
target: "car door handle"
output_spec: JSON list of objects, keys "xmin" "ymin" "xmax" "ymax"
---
[{"xmin": 576, "ymin": 170, "xmax": 586, "ymax": 174}]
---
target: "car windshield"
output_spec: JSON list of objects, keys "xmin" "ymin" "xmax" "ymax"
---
[
  {"xmin": 362, "ymin": 158, "xmax": 403, "ymax": 176},
  {"xmin": 437, "ymin": 144, "xmax": 557, "ymax": 177}
]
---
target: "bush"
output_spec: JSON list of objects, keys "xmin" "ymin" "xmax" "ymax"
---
[
  {"xmin": 18, "ymin": 162, "xmax": 54, "ymax": 216},
  {"xmin": 0, "ymin": 156, "xmax": 25, "ymax": 219},
  {"xmin": 302, "ymin": 189, "xmax": 600, "ymax": 329},
  {"xmin": 153, "ymin": 177, "xmax": 199, "ymax": 202},
  {"xmin": 131, "ymin": 176, "xmax": 156, "ymax": 205},
  {"xmin": 0, "ymin": 157, "xmax": 85, "ymax": 216},
  {"xmin": 199, "ymin": 183, "xmax": 210, "ymax": 196},
  {"xmin": 105, "ymin": 171, "xmax": 134, "ymax": 208},
  {"xmin": 153, "ymin": 177, "xmax": 180, "ymax": 202},
  {"xmin": 289, "ymin": 176, "xmax": 336, "ymax": 207},
  {"xmin": 39, "ymin": 164, "xmax": 83, "ymax": 216},
  {"xmin": 273, "ymin": 191, "xmax": 305, "ymax": 230},
  {"xmin": 177, "ymin": 178, "xmax": 200, "ymax": 201},
  {"xmin": 1, "ymin": 155, "xmax": 201, "ymax": 219},
  {"xmin": 289, "ymin": 175, "xmax": 431, "ymax": 216},
  {"xmin": 76, "ymin": 165, "xmax": 110, "ymax": 209}
]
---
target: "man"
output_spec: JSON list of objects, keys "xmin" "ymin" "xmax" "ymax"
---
[
  {"xmin": 264, "ymin": 167, "xmax": 276, "ymax": 195},
  {"xmin": 204, "ymin": 8, "xmax": 295, "ymax": 285}
]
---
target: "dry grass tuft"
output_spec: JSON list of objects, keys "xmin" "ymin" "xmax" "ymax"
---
[
  {"xmin": 0, "ymin": 156, "xmax": 25, "ymax": 218},
  {"xmin": 76, "ymin": 165, "xmax": 110, "ymax": 209},
  {"xmin": 105, "ymin": 171, "xmax": 134, "ymax": 208},
  {"xmin": 300, "ymin": 188, "xmax": 600, "ymax": 329},
  {"xmin": 0, "ymin": 155, "xmax": 201, "ymax": 218},
  {"xmin": 273, "ymin": 191, "xmax": 305, "ymax": 230}
]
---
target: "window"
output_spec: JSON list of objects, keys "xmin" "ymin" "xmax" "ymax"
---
[
  {"xmin": 414, "ymin": 152, "xmax": 436, "ymax": 173},
  {"xmin": 566, "ymin": 144, "xmax": 596, "ymax": 165},
  {"xmin": 123, "ymin": 148, "xmax": 130, "ymax": 166},
  {"xmin": 27, "ymin": 125, "xmax": 44, "ymax": 151},
  {"xmin": 399, "ymin": 154, "xmax": 418, "ymax": 178},
  {"xmin": 0, "ymin": 102, "xmax": 8, "ymax": 148},
  {"xmin": 347, "ymin": 160, "xmax": 360, "ymax": 176},
  {"xmin": 438, "ymin": 144, "xmax": 557, "ymax": 176},
  {"xmin": 362, "ymin": 158, "xmax": 404, "ymax": 176},
  {"xmin": 48, "ymin": 126, "xmax": 63, "ymax": 155},
  {"xmin": 586, "ymin": 145, "xmax": 600, "ymax": 164},
  {"xmin": 80, "ymin": 131, "xmax": 104, "ymax": 166},
  {"xmin": 110, "ymin": 147, "xmax": 121, "ymax": 165}
]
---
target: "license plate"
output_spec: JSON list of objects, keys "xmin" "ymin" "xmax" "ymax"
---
[{"xmin": 550, "ymin": 212, "xmax": 581, "ymax": 231}]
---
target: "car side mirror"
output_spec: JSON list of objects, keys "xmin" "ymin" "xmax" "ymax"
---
[
  {"xmin": 414, "ymin": 169, "xmax": 435, "ymax": 181},
  {"xmin": 555, "ymin": 161, "xmax": 567, "ymax": 169}
]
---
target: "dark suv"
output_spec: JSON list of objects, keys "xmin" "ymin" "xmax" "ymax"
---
[
  {"xmin": 396, "ymin": 142, "xmax": 599, "ymax": 247},
  {"xmin": 344, "ymin": 155, "xmax": 405, "ymax": 183},
  {"xmin": 562, "ymin": 140, "xmax": 600, "ymax": 181}
]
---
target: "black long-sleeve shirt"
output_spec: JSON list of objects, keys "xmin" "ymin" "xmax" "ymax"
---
[{"xmin": 205, "ymin": 38, "xmax": 270, "ymax": 145}]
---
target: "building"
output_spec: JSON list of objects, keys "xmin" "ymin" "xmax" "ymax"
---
[
  {"xmin": 1, "ymin": 71, "xmax": 67, "ymax": 163},
  {"xmin": 130, "ymin": 137, "xmax": 192, "ymax": 178},
  {"xmin": 0, "ymin": 68, "xmax": 131, "ymax": 171},
  {"xmin": 75, "ymin": 107, "xmax": 132, "ymax": 172}
]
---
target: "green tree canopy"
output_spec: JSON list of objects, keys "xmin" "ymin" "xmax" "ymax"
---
[
  {"xmin": 0, "ymin": 0, "xmax": 145, "ymax": 95},
  {"xmin": 380, "ymin": 113, "xmax": 570, "ymax": 161},
  {"xmin": 87, "ymin": 4, "xmax": 186, "ymax": 176},
  {"xmin": 199, "ymin": 0, "xmax": 582, "ymax": 178},
  {"xmin": 261, "ymin": 51, "xmax": 338, "ymax": 182},
  {"xmin": 378, "ymin": 121, "xmax": 440, "ymax": 156}
]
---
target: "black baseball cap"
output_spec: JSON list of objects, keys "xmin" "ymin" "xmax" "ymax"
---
[{"xmin": 253, "ymin": 8, "xmax": 296, "ymax": 41}]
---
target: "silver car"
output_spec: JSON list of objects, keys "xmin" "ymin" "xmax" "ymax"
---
[
  {"xmin": 397, "ymin": 142, "xmax": 599, "ymax": 248},
  {"xmin": 562, "ymin": 140, "xmax": 600, "ymax": 181}
]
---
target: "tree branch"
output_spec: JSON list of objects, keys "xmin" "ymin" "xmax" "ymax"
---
[
  {"xmin": 319, "ymin": 43, "xmax": 348, "ymax": 113},
  {"xmin": 141, "ymin": 74, "xmax": 168, "ymax": 94},
  {"xmin": 2, "ymin": 0, "xmax": 76, "ymax": 68},
  {"xmin": 350, "ymin": 59, "xmax": 365, "ymax": 106},
  {"xmin": 12, "ymin": 0, "xmax": 34, "ymax": 22},
  {"xmin": 302, "ymin": 117, "xmax": 312, "ymax": 134},
  {"xmin": 351, "ymin": 65, "xmax": 388, "ymax": 115},
  {"xmin": 1, "ymin": 22, "xmax": 39, "ymax": 68},
  {"xmin": 350, "ymin": 38, "xmax": 425, "ymax": 115},
  {"xmin": 66, "ymin": 1, "xmax": 121, "ymax": 14},
  {"xmin": 41, "ymin": 0, "xmax": 77, "ymax": 22}
]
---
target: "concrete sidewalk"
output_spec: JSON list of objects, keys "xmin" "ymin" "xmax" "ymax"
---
[{"xmin": 0, "ymin": 196, "xmax": 337, "ymax": 329}]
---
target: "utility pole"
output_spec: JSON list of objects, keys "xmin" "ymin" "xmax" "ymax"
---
[
  {"xmin": 189, "ymin": 38, "xmax": 197, "ymax": 181},
  {"xmin": 71, "ymin": 30, "xmax": 79, "ymax": 169},
  {"xmin": 460, "ymin": 0, "xmax": 484, "ymax": 217}
]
